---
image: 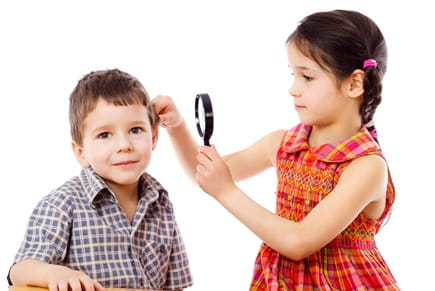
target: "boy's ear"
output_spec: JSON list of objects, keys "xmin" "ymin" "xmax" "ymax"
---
[
  {"xmin": 347, "ymin": 69, "xmax": 365, "ymax": 98},
  {"xmin": 152, "ymin": 126, "xmax": 159, "ymax": 151},
  {"xmin": 71, "ymin": 141, "xmax": 90, "ymax": 168}
]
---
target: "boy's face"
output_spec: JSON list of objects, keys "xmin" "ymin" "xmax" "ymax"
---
[{"xmin": 72, "ymin": 98, "xmax": 158, "ymax": 189}]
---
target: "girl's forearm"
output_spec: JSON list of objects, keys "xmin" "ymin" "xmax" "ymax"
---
[
  {"xmin": 167, "ymin": 120, "xmax": 200, "ymax": 182},
  {"xmin": 216, "ymin": 187, "xmax": 308, "ymax": 260}
]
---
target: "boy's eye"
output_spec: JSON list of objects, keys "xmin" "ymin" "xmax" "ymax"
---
[
  {"xmin": 130, "ymin": 127, "xmax": 144, "ymax": 134},
  {"xmin": 97, "ymin": 132, "xmax": 111, "ymax": 139}
]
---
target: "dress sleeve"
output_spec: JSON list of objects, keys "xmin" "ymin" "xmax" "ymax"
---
[
  {"xmin": 164, "ymin": 221, "xmax": 193, "ymax": 290},
  {"xmin": 13, "ymin": 195, "xmax": 72, "ymax": 264}
]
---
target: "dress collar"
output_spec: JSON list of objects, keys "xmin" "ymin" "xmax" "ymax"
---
[{"xmin": 281, "ymin": 123, "xmax": 381, "ymax": 163}]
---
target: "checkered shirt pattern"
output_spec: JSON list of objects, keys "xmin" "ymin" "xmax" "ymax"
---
[
  {"xmin": 12, "ymin": 168, "xmax": 193, "ymax": 290},
  {"xmin": 250, "ymin": 123, "xmax": 399, "ymax": 290}
]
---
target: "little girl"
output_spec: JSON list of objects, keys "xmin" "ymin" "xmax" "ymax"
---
[{"xmin": 153, "ymin": 9, "xmax": 399, "ymax": 290}]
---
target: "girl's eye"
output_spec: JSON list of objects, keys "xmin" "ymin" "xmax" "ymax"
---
[
  {"xmin": 97, "ymin": 132, "xmax": 110, "ymax": 139},
  {"xmin": 303, "ymin": 74, "xmax": 313, "ymax": 81},
  {"xmin": 130, "ymin": 127, "xmax": 144, "ymax": 134}
]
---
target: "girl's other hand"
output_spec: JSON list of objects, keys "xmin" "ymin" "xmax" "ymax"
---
[
  {"xmin": 151, "ymin": 95, "xmax": 184, "ymax": 129},
  {"xmin": 196, "ymin": 145, "xmax": 238, "ymax": 200}
]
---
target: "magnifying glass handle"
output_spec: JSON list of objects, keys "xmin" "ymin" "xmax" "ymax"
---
[{"xmin": 204, "ymin": 138, "xmax": 210, "ymax": 146}]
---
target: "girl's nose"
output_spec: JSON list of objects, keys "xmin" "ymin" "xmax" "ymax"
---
[{"xmin": 288, "ymin": 83, "xmax": 300, "ymax": 98}]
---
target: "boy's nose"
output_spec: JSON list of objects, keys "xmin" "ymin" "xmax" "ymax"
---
[{"xmin": 117, "ymin": 136, "xmax": 133, "ymax": 152}]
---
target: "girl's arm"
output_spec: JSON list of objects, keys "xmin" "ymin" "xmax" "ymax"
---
[
  {"xmin": 196, "ymin": 146, "xmax": 388, "ymax": 260},
  {"xmin": 223, "ymin": 129, "xmax": 285, "ymax": 181},
  {"xmin": 152, "ymin": 95, "xmax": 285, "ymax": 182},
  {"xmin": 152, "ymin": 95, "xmax": 199, "ymax": 182},
  {"xmin": 9, "ymin": 259, "xmax": 105, "ymax": 291}
]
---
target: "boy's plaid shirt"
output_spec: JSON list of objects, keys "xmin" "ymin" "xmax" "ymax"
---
[{"xmin": 12, "ymin": 167, "xmax": 192, "ymax": 290}]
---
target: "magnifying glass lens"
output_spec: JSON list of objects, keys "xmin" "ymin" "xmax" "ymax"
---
[
  {"xmin": 198, "ymin": 99, "xmax": 206, "ymax": 133},
  {"xmin": 195, "ymin": 93, "xmax": 214, "ymax": 146}
]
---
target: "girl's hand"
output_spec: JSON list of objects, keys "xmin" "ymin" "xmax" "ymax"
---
[
  {"xmin": 196, "ymin": 145, "xmax": 238, "ymax": 199},
  {"xmin": 151, "ymin": 95, "xmax": 184, "ymax": 129}
]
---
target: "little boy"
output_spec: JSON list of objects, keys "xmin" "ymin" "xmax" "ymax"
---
[{"xmin": 8, "ymin": 69, "xmax": 193, "ymax": 290}]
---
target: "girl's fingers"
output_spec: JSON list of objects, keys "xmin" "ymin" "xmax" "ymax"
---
[
  {"xmin": 198, "ymin": 145, "xmax": 219, "ymax": 160},
  {"xmin": 157, "ymin": 113, "xmax": 170, "ymax": 127},
  {"xmin": 196, "ymin": 163, "xmax": 206, "ymax": 176},
  {"xmin": 197, "ymin": 151, "xmax": 212, "ymax": 166},
  {"xmin": 151, "ymin": 95, "xmax": 168, "ymax": 114}
]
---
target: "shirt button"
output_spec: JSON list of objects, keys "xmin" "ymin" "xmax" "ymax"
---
[
  {"xmin": 305, "ymin": 199, "xmax": 310, "ymax": 205},
  {"xmin": 159, "ymin": 245, "xmax": 166, "ymax": 253}
]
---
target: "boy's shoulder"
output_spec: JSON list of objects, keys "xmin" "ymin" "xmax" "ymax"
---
[{"xmin": 38, "ymin": 168, "xmax": 100, "ymax": 212}]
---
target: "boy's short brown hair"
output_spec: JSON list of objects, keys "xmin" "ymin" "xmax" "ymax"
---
[{"xmin": 69, "ymin": 69, "xmax": 159, "ymax": 145}]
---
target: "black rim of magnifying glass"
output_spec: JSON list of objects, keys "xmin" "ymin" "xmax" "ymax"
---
[{"xmin": 195, "ymin": 93, "xmax": 214, "ymax": 146}]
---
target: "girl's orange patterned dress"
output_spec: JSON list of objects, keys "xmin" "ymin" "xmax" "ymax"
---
[{"xmin": 250, "ymin": 124, "xmax": 399, "ymax": 290}]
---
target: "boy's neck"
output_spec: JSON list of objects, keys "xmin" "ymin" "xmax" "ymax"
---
[{"xmin": 106, "ymin": 180, "xmax": 140, "ymax": 223}]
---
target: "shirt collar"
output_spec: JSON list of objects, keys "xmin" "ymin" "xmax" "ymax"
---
[
  {"xmin": 80, "ymin": 168, "xmax": 164, "ymax": 207},
  {"xmin": 80, "ymin": 167, "xmax": 109, "ymax": 203},
  {"xmin": 282, "ymin": 123, "xmax": 380, "ymax": 163}
]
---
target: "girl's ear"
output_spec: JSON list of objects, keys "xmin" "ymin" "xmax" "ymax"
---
[
  {"xmin": 71, "ymin": 141, "xmax": 90, "ymax": 168},
  {"xmin": 347, "ymin": 69, "xmax": 365, "ymax": 98}
]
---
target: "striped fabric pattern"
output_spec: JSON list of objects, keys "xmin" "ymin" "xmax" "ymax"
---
[
  {"xmin": 250, "ymin": 123, "xmax": 398, "ymax": 290},
  {"xmin": 12, "ymin": 168, "xmax": 193, "ymax": 290}
]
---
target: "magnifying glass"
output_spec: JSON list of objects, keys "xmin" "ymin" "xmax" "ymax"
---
[{"xmin": 195, "ymin": 93, "xmax": 214, "ymax": 146}]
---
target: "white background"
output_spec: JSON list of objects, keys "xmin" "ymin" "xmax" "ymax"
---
[{"xmin": 1, "ymin": 1, "xmax": 434, "ymax": 290}]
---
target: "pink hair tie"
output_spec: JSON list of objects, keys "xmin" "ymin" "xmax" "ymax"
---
[{"xmin": 363, "ymin": 59, "xmax": 377, "ymax": 69}]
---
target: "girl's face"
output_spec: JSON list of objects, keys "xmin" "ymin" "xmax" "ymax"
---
[
  {"xmin": 72, "ymin": 99, "xmax": 158, "ymax": 190},
  {"xmin": 287, "ymin": 42, "xmax": 352, "ymax": 127}
]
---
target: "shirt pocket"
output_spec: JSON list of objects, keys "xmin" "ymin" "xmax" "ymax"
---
[{"xmin": 141, "ymin": 239, "xmax": 172, "ymax": 288}]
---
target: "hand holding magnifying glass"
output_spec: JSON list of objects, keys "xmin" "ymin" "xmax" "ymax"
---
[{"xmin": 195, "ymin": 93, "xmax": 214, "ymax": 146}]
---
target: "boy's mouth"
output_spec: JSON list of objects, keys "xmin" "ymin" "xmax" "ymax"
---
[{"xmin": 114, "ymin": 160, "xmax": 137, "ymax": 167}]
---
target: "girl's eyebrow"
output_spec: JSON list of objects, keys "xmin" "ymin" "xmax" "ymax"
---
[
  {"xmin": 288, "ymin": 63, "xmax": 319, "ymax": 72},
  {"xmin": 293, "ymin": 65, "xmax": 320, "ymax": 72}
]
